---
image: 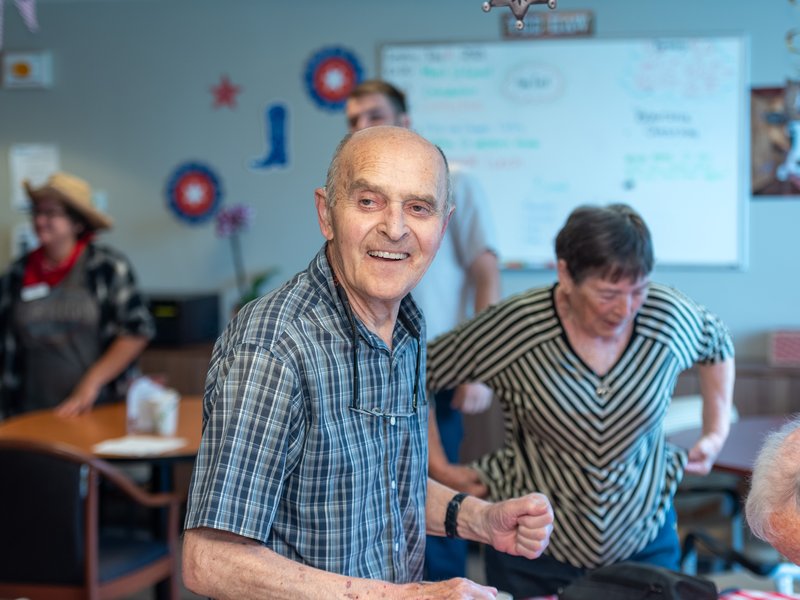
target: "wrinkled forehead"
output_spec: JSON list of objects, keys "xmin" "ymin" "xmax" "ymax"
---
[{"xmin": 343, "ymin": 130, "xmax": 448, "ymax": 201}]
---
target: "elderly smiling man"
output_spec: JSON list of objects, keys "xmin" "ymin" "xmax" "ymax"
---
[{"xmin": 181, "ymin": 126, "xmax": 553, "ymax": 600}]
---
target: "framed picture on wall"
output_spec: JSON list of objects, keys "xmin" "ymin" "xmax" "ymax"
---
[{"xmin": 751, "ymin": 84, "xmax": 800, "ymax": 196}]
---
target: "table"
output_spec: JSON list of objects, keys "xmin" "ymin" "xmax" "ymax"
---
[
  {"xmin": 0, "ymin": 396, "xmax": 203, "ymax": 505},
  {"xmin": 0, "ymin": 397, "xmax": 203, "ymax": 600},
  {"xmin": 0, "ymin": 396, "xmax": 202, "ymax": 460},
  {"xmin": 667, "ymin": 415, "xmax": 789, "ymax": 476}
]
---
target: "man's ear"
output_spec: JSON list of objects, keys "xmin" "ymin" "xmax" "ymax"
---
[
  {"xmin": 315, "ymin": 187, "xmax": 334, "ymax": 241},
  {"xmin": 441, "ymin": 204, "xmax": 454, "ymax": 236}
]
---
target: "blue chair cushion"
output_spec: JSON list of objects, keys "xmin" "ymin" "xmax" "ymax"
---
[{"xmin": 98, "ymin": 533, "xmax": 170, "ymax": 582}]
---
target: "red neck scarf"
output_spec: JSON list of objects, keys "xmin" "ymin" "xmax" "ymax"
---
[{"xmin": 22, "ymin": 235, "xmax": 93, "ymax": 288}]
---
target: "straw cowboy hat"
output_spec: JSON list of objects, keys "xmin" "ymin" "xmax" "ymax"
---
[{"xmin": 24, "ymin": 171, "xmax": 113, "ymax": 231}]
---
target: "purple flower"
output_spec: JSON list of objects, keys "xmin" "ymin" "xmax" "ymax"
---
[
  {"xmin": 214, "ymin": 203, "xmax": 255, "ymax": 298},
  {"xmin": 215, "ymin": 203, "xmax": 254, "ymax": 238},
  {"xmin": 212, "ymin": 202, "xmax": 277, "ymax": 308}
]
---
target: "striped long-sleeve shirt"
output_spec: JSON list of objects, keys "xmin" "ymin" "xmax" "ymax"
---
[{"xmin": 426, "ymin": 282, "xmax": 734, "ymax": 568}]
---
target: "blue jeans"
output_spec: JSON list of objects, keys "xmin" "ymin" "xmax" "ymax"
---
[
  {"xmin": 424, "ymin": 389, "xmax": 468, "ymax": 580},
  {"xmin": 484, "ymin": 505, "xmax": 681, "ymax": 597}
]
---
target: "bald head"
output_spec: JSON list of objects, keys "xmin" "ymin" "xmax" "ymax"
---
[
  {"xmin": 324, "ymin": 126, "xmax": 451, "ymax": 214},
  {"xmin": 314, "ymin": 125, "xmax": 455, "ymax": 325}
]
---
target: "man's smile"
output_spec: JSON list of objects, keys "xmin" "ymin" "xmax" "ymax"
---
[{"xmin": 368, "ymin": 250, "xmax": 409, "ymax": 260}]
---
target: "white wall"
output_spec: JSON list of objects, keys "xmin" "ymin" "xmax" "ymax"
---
[{"xmin": 1, "ymin": 0, "xmax": 798, "ymax": 359}]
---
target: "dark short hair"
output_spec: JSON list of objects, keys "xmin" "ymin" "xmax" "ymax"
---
[
  {"xmin": 555, "ymin": 203, "xmax": 654, "ymax": 284},
  {"xmin": 348, "ymin": 79, "xmax": 407, "ymax": 115}
]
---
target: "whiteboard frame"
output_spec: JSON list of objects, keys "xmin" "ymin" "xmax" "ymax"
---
[{"xmin": 378, "ymin": 34, "xmax": 751, "ymax": 272}]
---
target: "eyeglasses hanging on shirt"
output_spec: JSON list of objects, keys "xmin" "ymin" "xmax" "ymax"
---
[{"xmin": 342, "ymin": 293, "xmax": 421, "ymax": 423}]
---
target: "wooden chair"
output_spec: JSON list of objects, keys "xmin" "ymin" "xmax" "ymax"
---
[{"xmin": 0, "ymin": 438, "xmax": 180, "ymax": 600}]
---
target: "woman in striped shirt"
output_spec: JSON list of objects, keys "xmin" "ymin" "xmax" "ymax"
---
[{"xmin": 426, "ymin": 203, "xmax": 735, "ymax": 597}]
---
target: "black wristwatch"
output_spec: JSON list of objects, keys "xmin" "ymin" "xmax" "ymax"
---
[{"xmin": 445, "ymin": 492, "xmax": 469, "ymax": 538}]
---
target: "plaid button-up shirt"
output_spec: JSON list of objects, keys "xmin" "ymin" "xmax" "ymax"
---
[{"xmin": 185, "ymin": 247, "xmax": 429, "ymax": 582}]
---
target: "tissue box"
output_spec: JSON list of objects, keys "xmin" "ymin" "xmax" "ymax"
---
[{"xmin": 127, "ymin": 376, "xmax": 180, "ymax": 435}]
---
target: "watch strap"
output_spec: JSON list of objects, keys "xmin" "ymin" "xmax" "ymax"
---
[{"xmin": 445, "ymin": 492, "xmax": 469, "ymax": 538}]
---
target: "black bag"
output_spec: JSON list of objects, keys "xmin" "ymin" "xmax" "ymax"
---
[{"xmin": 558, "ymin": 562, "xmax": 717, "ymax": 600}]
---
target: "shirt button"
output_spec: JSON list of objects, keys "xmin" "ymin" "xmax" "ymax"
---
[
  {"xmin": 391, "ymin": 480, "xmax": 396, "ymax": 489},
  {"xmin": 390, "ymin": 416, "xmax": 396, "ymax": 426},
  {"xmin": 394, "ymin": 542, "xmax": 399, "ymax": 552}
]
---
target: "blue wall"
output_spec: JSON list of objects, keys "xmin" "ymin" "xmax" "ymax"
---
[{"xmin": 1, "ymin": 0, "xmax": 798, "ymax": 359}]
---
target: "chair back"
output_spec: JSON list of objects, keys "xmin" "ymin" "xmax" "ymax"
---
[
  {"xmin": 0, "ymin": 440, "xmax": 97, "ymax": 586},
  {"xmin": 0, "ymin": 438, "xmax": 179, "ymax": 600}
]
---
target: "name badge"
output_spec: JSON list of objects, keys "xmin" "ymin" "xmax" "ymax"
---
[{"xmin": 20, "ymin": 282, "xmax": 50, "ymax": 302}]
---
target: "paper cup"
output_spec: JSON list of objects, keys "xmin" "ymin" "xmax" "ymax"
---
[{"xmin": 151, "ymin": 389, "xmax": 180, "ymax": 436}]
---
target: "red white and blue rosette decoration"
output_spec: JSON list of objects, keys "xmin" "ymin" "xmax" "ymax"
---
[
  {"xmin": 304, "ymin": 46, "xmax": 364, "ymax": 112},
  {"xmin": 165, "ymin": 162, "xmax": 223, "ymax": 224}
]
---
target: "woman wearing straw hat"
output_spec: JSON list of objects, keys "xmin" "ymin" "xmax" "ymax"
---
[{"xmin": 0, "ymin": 171, "xmax": 154, "ymax": 418}]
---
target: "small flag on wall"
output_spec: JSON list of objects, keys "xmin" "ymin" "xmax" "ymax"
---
[
  {"xmin": 2, "ymin": 49, "xmax": 51, "ymax": 88},
  {"xmin": 0, "ymin": 0, "xmax": 39, "ymax": 50},
  {"xmin": 14, "ymin": 0, "xmax": 38, "ymax": 30}
]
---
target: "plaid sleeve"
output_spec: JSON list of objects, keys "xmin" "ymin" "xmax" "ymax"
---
[{"xmin": 185, "ymin": 341, "xmax": 305, "ymax": 543}]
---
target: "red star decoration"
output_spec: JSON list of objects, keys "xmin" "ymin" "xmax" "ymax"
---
[{"xmin": 210, "ymin": 74, "xmax": 243, "ymax": 109}]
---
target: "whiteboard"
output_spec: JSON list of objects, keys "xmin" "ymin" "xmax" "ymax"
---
[{"xmin": 380, "ymin": 36, "xmax": 749, "ymax": 269}]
